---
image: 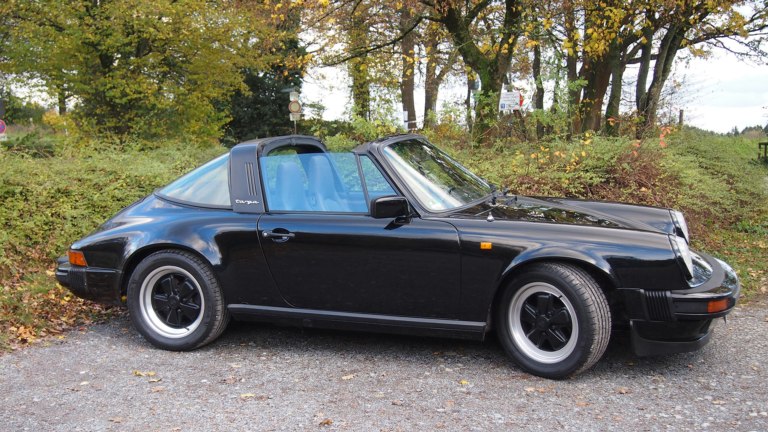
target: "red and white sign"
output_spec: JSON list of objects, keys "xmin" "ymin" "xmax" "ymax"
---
[
  {"xmin": 288, "ymin": 100, "xmax": 302, "ymax": 114},
  {"xmin": 0, "ymin": 119, "xmax": 6, "ymax": 135}
]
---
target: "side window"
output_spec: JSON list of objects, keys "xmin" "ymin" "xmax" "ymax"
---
[
  {"xmin": 260, "ymin": 152, "xmax": 367, "ymax": 213},
  {"xmin": 158, "ymin": 154, "xmax": 231, "ymax": 207},
  {"xmin": 360, "ymin": 155, "xmax": 396, "ymax": 200}
]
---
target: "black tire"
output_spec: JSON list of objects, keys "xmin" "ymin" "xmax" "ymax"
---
[
  {"xmin": 496, "ymin": 262, "xmax": 611, "ymax": 379},
  {"xmin": 127, "ymin": 250, "xmax": 230, "ymax": 351}
]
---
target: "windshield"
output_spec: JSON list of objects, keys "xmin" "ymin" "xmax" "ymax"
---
[{"xmin": 381, "ymin": 139, "xmax": 490, "ymax": 211}]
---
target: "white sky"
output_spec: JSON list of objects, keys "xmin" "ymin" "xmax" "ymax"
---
[{"xmin": 303, "ymin": 50, "xmax": 768, "ymax": 134}]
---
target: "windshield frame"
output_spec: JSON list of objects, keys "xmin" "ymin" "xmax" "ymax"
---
[{"xmin": 373, "ymin": 136, "xmax": 492, "ymax": 214}]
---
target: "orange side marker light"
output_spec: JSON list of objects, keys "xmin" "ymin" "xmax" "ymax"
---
[
  {"xmin": 68, "ymin": 250, "xmax": 88, "ymax": 267},
  {"xmin": 480, "ymin": 242, "xmax": 493, "ymax": 250},
  {"xmin": 707, "ymin": 298, "xmax": 729, "ymax": 314}
]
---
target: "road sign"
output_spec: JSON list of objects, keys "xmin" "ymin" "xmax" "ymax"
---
[
  {"xmin": 0, "ymin": 119, "xmax": 6, "ymax": 135},
  {"xmin": 289, "ymin": 112, "xmax": 301, "ymax": 121},
  {"xmin": 288, "ymin": 100, "xmax": 302, "ymax": 114},
  {"xmin": 289, "ymin": 91, "xmax": 299, "ymax": 102}
]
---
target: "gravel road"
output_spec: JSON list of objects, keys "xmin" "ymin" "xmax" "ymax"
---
[{"xmin": 1, "ymin": 300, "xmax": 767, "ymax": 432}]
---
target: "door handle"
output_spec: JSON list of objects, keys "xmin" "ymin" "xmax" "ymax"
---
[{"xmin": 262, "ymin": 230, "xmax": 295, "ymax": 241}]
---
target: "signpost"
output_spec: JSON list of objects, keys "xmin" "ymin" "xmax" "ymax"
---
[{"xmin": 288, "ymin": 92, "xmax": 301, "ymax": 133}]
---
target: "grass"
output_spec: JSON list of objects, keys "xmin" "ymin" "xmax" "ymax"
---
[{"xmin": 0, "ymin": 126, "xmax": 766, "ymax": 350}]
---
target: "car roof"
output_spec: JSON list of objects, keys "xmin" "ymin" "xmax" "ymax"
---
[{"xmin": 234, "ymin": 135, "xmax": 327, "ymax": 157}]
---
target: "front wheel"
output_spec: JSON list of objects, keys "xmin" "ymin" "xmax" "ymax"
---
[
  {"xmin": 127, "ymin": 250, "xmax": 229, "ymax": 350},
  {"xmin": 496, "ymin": 263, "xmax": 611, "ymax": 379}
]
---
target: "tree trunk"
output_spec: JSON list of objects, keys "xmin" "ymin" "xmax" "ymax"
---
[
  {"xmin": 348, "ymin": 12, "xmax": 370, "ymax": 120},
  {"xmin": 532, "ymin": 42, "xmax": 545, "ymax": 139},
  {"xmin": 433, "ymin": 0, "xmax": 521, "ymax": 142},
  {"xmin": 564, "ymin": 0, "xmax": 580, "ymax": 137},
  {"xmin": 637, "ymin": 26, "xmax": 685, "ymax": 138},
  {"xmin": 635, "ymin": 18, "xmax": 654, "ymax": 113},
  {"xmin": 582, "ymin": 42, "xmax": 621, "ymax": 132},
  {"xmin": 399, "ymin": 6, "xmax": 417, "ymax": 130},
  {"xmin": 57, "ymin": 90, "xmax": 67, "ymax": 115},
  {"xmin": 465, "ymin": 76, "xmax": 475, "ymax": 130},
  {"xmin": 604, "ymin": 51, "xmax": 625, "ymax": 136}
]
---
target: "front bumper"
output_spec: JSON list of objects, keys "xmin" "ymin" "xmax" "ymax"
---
[
  {"xmin": 618, "ymin": 253, "xmax": 740, "ymax": 356},
  {"xmin": 55, "ymin": 256, "xmax": 123, "ymax": 305}
]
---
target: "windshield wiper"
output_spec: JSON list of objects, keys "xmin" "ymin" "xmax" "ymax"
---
[{"xmin": 488, "ymin": 182, "xmax": 516, "ymax": 205}]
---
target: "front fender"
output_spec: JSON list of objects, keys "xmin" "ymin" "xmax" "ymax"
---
[{"xmin": 503, "ymin": 246, "xmax": 619, "ymax": 288}]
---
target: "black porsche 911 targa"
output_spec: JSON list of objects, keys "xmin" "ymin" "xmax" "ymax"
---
[{"xmin": 56, "ymin": 134, "xmax": 740, "ymax": 379}]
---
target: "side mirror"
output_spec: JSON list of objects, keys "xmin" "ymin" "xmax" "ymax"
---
[{"xmin": 370, "ymin": 196, "xmax": 410, "ymax": 219}]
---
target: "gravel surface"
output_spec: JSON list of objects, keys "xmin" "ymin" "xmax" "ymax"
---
[{"xmin": 1, "ymin": 301, "xmax": 767, "ymax": 432}]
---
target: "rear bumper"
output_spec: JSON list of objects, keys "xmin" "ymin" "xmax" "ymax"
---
[
  {"xmin": 619, "ymin": 253, "xmax": 739, "ymax": 356},
  {"xmin": 55, "ymin": 256, "xmax": 123, "ymax": 305}
]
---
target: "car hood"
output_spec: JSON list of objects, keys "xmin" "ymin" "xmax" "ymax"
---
[{"xmin": 447, "ymin": 195, "xmax": 676, "ymax": 235}]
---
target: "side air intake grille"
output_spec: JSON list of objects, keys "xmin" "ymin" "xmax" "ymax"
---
[
  {"xmin": 245, "ymin": 162, "xmax": 257, "ymax": 196},
  {"xmin": 645, "ymin": 290, "xmax": 672, "ymax": 321}
]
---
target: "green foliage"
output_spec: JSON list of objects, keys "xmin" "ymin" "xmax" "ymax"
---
[
  {"xmin": 222, "ymin": 68, "xmax": 302, "ymax": 146},
  {"xmin": 1, "ymin": 132, "xmax": 58, "ymax": 158},
  {"xmin": 4, "ymin": 0, "xmax": 292, "ymax": 141},
  {"xmin": 0, "ymin": 90, "xmax": 47, "ymax": 126}
]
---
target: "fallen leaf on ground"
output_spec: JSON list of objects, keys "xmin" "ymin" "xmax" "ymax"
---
[
  {"xmin": 319, "ymin": 418, "xmax": 333, "ymax": 426},
  {"xmin": 459, "ymin": 379, "xmax": 469, "ymax": 385},
  {"xmin": 132, "ymin": 370, "xmax": 156, "ymax": 377},
  {"xmin": 341, "ymin": 374, "xmax": 355, "ymax": 381},
  {"xmin": 151, "ymin": 386, "xmax": 165, "ymax": 393},
  {"xmin": 109, "ymin": 417, "xmax": 124, "ymax": 423},
  {"xmin": 240, "ymin": 393, "xmax": 256, "ymax": 400},
  {"xmin": 617, "ymin": 387, "xmax": 630, "ymax": 394}
]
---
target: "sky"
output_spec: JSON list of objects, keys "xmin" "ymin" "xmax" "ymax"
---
[
  {"xmin": 303, "ymin": 50, "xmax": 768, "ymax": 134},
  {"xmin": 681, "ymin": 51, "xmax": 768, "ymax": 133}
]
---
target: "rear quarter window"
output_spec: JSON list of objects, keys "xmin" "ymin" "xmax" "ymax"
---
[{"xmin": 158, "ymin": 154, "xmax": 231, "ymax": 207}]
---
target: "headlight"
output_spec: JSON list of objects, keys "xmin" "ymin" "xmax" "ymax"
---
[
  {"xmin": 670, "ymin": 210, "xmax": 689, "ymax": 244},
  {"xmin": 670, "ymin": 234, "xmax": 693, "ymax": 279}
]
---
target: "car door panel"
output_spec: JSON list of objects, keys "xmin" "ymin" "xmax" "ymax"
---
[{"xmin": 258, "ymin": 213, "xmax": 461, "ymax": 319}]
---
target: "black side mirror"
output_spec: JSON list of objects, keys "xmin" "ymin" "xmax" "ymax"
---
[{"xmin": 371, "ymin": 196, "xmax": 410, "ymax": 220}]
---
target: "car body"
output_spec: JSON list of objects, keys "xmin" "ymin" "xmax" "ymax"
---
[{"xmin": 56, "ymin": 134, "xmax": 740, "ymax": 379}]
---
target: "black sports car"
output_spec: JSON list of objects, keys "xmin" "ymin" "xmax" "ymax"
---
[{"xmin": 56, "ymin": 134, "xmax": 739, "ymax": 379}]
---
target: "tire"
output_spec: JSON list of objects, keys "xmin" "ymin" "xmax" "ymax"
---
[
  {"xmin": 496, "ymin": 262, "xmax": 611, "ymax": 379},
  {"xmin": 127, "ymin": 250, "xmax": 230, "ymax": 351}
]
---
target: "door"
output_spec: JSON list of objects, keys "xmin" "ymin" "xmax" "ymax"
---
[{"xmin": 257, "ymin": 151, "xmax": 461, "ymax": 318}]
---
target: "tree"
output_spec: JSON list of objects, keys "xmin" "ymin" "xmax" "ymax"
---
[
  {"xmin": 424, "ymin": 0, "xmax": 523, "ymax": 140},
  {"xmin": 3, "ymin": 0, "xmax": 292, "ymax": 139}
]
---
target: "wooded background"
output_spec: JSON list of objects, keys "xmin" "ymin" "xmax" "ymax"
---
[{"xmin": 0, "ymin": 0, "xmax": 766, "ymax": 143}]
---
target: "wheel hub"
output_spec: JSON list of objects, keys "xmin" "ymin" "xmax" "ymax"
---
[
  {"xmin": 535, "ymin": 315, "xmax": 550, "ymax": 331},
  {"xmin": 168, "ymin": 295, "xmax": 180, "ymax": 309}
]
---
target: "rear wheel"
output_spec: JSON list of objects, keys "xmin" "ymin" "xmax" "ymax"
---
[
  {"xmin": 496, "ymin": 263, "xmax": 611, "ymax": 379},
  {"xmin": 127, "ymin": 250, "xmax": 229, "ymax": 350}
]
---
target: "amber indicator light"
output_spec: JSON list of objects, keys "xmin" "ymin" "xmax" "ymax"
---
[
  {"xmin": 480, "ymin": 242, "xmax": 492, "ymax": 250},
  {"xmin": 707, "ymin": 298, "xmax": 729, "ymax": 313},
  {"xmin": 68, "ymin": 250, "xmax": 88, "ymax": 267}
]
